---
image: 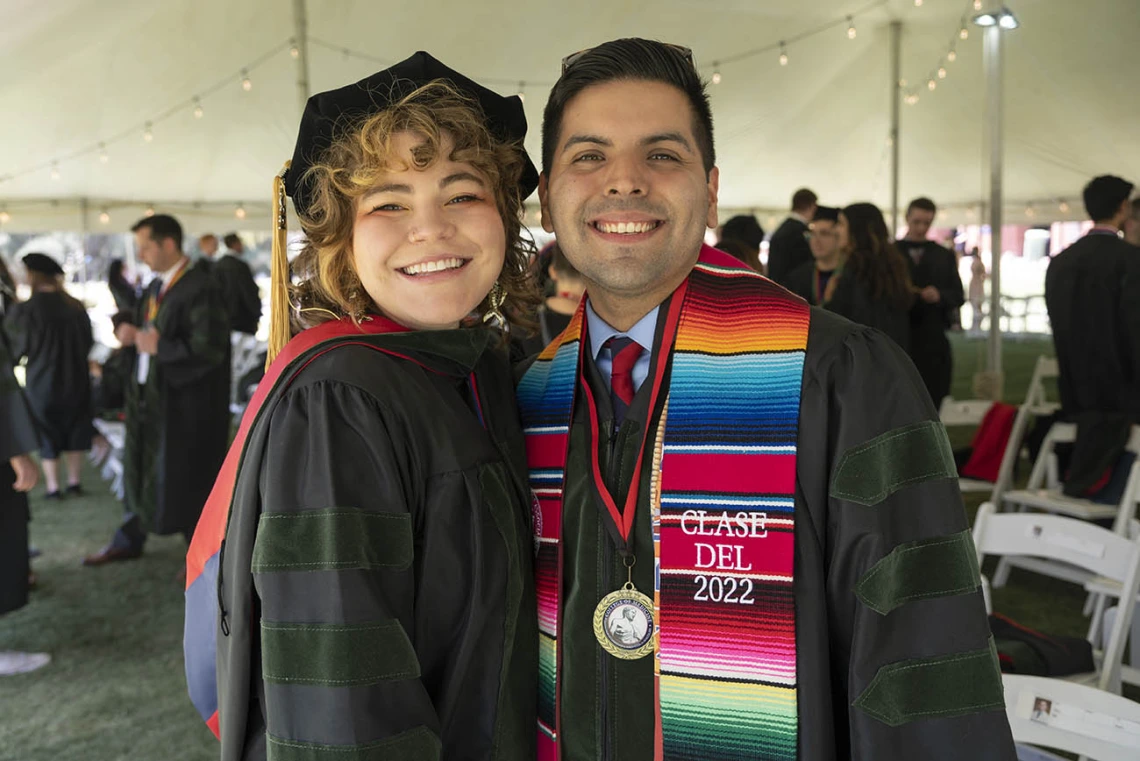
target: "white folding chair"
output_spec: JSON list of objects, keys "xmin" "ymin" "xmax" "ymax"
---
[
  {"xmin": 973, "ymin": 504, "xmax": 1140, "ymax": 693},
  {"xmin": 1003, "ymin": 675, "xmax": 1140, "ymax": 761},
  {"xmin": 993, "ymin": 425, "xmax": 1140, "ymax": 590},
  {"xmin": 940, "ymin": 397, "xmax": 997, "ymax": 493}
]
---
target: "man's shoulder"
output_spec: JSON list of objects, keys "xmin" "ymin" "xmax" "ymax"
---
[{"xmin": 771, "ymin": 217, "xmax": 803, "ymax": 241}]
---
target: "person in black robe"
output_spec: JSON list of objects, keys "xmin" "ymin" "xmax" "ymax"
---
[
  {"xmin": 898, "ymin": 198, "xmax": 965, "ymax": 406},
  {"xmin": 827, "ymin": 203, "xmax": 914, "ymax": 351},
  {"xmin": 4, "ymin": 253, "xmax": 94, "ymax": 498},
  {"xmin": 183, "ymin": 54, "xmax": 540, "ymax": 761},
  {"xmin": 0, "ymin": 256, "xmax": 17, "ymax": 316},
  {"xmin": 0, "ymin": 328, "xmax": 51, "ymax": 675},
  {"xmin": 716, "ymin": 213, "xmax": 764, "ymax": 273},
  {"xmin": 83, "ymin": 214, "xmax": 231, "ymax": 565},
  {"xmin": 784, "ymin": 205, "xmax": 841, "ymax": 305},
  {"xmin": 1045, "ymin": 175, "xmax": 1140, "ymax": 494},
  {"xmin": 767, "ymin": 188, "xmax": 817, "ymax": 286},
  {"xmin": 513, "ymin": 241, "xmax": 583, "ymax": 359},
  {"xmin": 107, "ymin": 259, "xmax": 138, "ymax": 314},
  {"xmin": 527, "ymin": 39, "xmax": 1013, "ymax": 761},
  {"xmin": 201, "ymin": 233, "xmax": 262, "ymax": 336}
]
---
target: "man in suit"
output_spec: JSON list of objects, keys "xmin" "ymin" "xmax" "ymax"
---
[
  {"xmin": 1046, "ymin": 175, "xmax": 1140, "ymax": 496},
  {"xmin": 898, "ymin": 197, "xmax": 964, "ymax": 406},
  {"xmin": 767, "ymin": 187, "xmax": 817, "ymax": 286},
  {"xmin": 203, "ymin": 232, "xmax": 261, "ymax": 336},
  {"xmin": 784, "ymin": 205, "xmax": 841, "ymax": 305}
]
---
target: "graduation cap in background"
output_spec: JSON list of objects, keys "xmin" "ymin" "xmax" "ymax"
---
[
  {"xmin": 21, "ymin": 252, "xmax": 65, "ymax": 277},
  {"xmin": 267, "ymin": 51, "xmax": 539, "ymax": 364}
]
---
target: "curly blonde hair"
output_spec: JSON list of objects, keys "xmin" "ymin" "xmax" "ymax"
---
[{"xmin": 290, "ymin": 80, "xmax": 538, "ymax": 331}]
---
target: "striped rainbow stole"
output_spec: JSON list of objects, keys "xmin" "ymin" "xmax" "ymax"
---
[{"xmin": 518, "ymin": 245, "xmax": 810, "ymax": 760}]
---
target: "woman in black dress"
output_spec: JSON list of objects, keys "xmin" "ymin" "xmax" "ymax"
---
[
  {"xmin": 4, "ymin": 253, "xmax": 94, "ymax": 498},
  {"xmin": 826, "ymin": 203, "xmax": 914, "ymax": 351}
]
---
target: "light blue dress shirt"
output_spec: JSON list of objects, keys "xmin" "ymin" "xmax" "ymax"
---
[{"xmin": 586, "ymin": 301, "xmax": 659, "ymax": 394}]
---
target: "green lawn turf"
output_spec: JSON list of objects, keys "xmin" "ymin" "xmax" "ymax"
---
[{"xmin": 0, "ymin": 332, "xmax": 1130, "ymax": 760}]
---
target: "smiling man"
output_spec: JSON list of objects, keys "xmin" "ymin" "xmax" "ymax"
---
[{"xmin": 518, "ymin": 39, "xmax": 1015, "ymax": 761}]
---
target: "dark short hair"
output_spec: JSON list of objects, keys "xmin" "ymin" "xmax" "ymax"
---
[
  {"xmin": 111, "ymin": 310, "xmax": 136, "ymax": 331},
  {"xmin": 223, "ymin": 233, "xmax": 242, "ymax": 249},
  {"xmin": 1083, "ymin": 175, "xmax": 1134, "ymax": 221},
  {"xmin": 1132, "ymin": 197, "xmax": 1140, "ymax": 220},
  {"xmin": 791, "ymin": 188, "xmax": 818, "ymax": 212},
  {"xmin": 907, "ymin": 197, "xmax": 937, "ymax": 217},
  {"xmin": 542, "ymin": 38, "xmax": 715, "ymax": 176},
  {"xmin": 131, "ymin": 214, "xmax": 183, "ymax": 251},
  {"xmin": 720, "ymin": 215, "xmax": 765, "ymax": 249}
]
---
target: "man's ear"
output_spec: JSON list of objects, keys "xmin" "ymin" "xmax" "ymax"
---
[
  {"xmin": 539, "ymin": 173, "xmax": 555, "ymax": 234},
  {"xmin": 705, "ymin": 166, "xmax": 720, "ymax": 230}
]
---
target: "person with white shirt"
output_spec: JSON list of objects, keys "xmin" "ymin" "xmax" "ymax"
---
[{"xmin": 83, "ymin": 214, "xmax": 231, "ymax": 567}]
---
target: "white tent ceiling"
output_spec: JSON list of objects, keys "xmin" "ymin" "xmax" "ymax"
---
[{"xmin": 0, "ymin": 0, "xmax": 1137, "ymax": 232}]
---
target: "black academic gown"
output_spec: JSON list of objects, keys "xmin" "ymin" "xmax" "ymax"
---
[
  {"xmin": 768, "ymin": 217, "xmax": 812, "ymax": 286},
  {"xmin": 784, "ymin": 261, "xmax": 839, "ymax": 307},
  {"xmin": 1045, "ymin": 232, "xmax": 1140, "ymax": 491},
  {"xmin": 900, "ymin": 240, "xmax": 965, "ymax": 405},
  {"xmin": 125, "ymin": 260, "xmax": 230, "ymax": 536},
  {"xmin": 211, "ymin": 254, "xmax": 262, "ymax": 335},
  {"xmin": 4, "ymin": 291, "xmax": 94, "ymax": 457},
  {"xmin": 0, "ymin": 336, "xmax": 39, "ymax": 615},
  {"xmin": 548, "ymin": 304, "xmax": 1014, "ymax": 761},
  {"xmin": 212, "ymin": 326, "xmax": 537, "ymax": 761},
  {"xmin": 825, "ymin": 269, "xmax": 911, "ymax": 352}
]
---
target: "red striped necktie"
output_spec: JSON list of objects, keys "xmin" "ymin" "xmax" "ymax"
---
[{"xmin": 604, "ymin": 336, "xmax": 644, "ymax": 427}]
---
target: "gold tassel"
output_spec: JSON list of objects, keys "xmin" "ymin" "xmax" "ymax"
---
[{"xmin": 267, "ymin": 161, "xmax": 292, "ymax": 369}]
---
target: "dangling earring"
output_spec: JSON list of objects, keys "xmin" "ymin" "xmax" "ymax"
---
[{"xmin": 482, "ymin": 281, "xmax": 507, "ymax": 330}]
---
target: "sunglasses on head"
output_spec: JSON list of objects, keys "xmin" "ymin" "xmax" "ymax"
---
[{"xmin": 561, "ymin": 43, "xmax": 694, "ymax": 74}]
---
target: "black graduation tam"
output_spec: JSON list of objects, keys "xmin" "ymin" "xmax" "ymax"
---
[
  {"xmin": 813, "ymin": 205, "xmax": 840, "ymax": 223},
  {"xmin": 284, "ymin": 51, "xmax": 539, "ymax": 217},
  {"xmin": 22, "ymin": 252, "xmax": 64, "ymax": 276}
]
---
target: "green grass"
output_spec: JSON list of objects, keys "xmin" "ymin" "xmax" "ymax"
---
[{"xmin": 0, "ymin": 333, "xmax": 1127, "ymax": 759}]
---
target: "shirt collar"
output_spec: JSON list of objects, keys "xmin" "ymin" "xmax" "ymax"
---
[
  {"xmin": 157, "ymin": 256, "xmax": 189, "ymax": 287},
  {"xmin": 789, "ymin": 211, "xmax": 810, "ymax": 226},
  {"xmin": 586, "ymin": 300, "xmax": 660, "ymax": 360}
]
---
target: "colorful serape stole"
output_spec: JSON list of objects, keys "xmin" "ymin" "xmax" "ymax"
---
[{"xmin": 518, "ymin": 245, "xmax": 811, "ymax": 761}]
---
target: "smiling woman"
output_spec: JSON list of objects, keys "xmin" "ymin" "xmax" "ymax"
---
[{"xmin": 183, "ymin": 52, "xmax": 542, "ymax": 761}]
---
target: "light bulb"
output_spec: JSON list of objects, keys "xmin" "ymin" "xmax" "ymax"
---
[
  {"xmin": 99, "ymin": 211, "xmax": 111, "ymax": 224},
  {"xmin": 0, "ymin": 211, "xmax": 9, "ymax": 224},
  {"xmin": 235, "ymin": 204, "xmax": 247, "ymax": 220},
  {"xmin": 50, "ymin": 163, "xmax": 60, "ymax": 180},
  {"xmin": 947, "ymin": 50, "xmax": 957, "ymax": 62},
  {"xmin": 193, "ymin": 98, "xmax": 203, "ymax": 119},
  {"xmin": 779, "ymin": 42, "xmax": 788, "ymax": 66},
  {"xmin": 914, "ymin": 0, "xmax": 923, "ymax": 6},
  {"xmin": 938, "ymin": 67, "xmax": 947, "ymax": 79},
  {"xmin": 145, "ymin": 205, "xmax": 156, "ymax": 217},
  {"xmin": 290, "ymin": 45, "xmax": 300, "ymax": 59},
  {"xmin": 241, "ymin": 70, "xmax": 252, "ymax": 92},
  {"xmin": 1059, "ymin": 201, "xmax": 1070, "ymax": 213},
  {"xmin": 1025, "ymin": 206, "xmax": 1036, "ymax": 218},
  {"xmin": 144, "ymin": 123, "xmax": 154, "ymax": 142},
  {"xmin": 960, "ymin": 27, "xmax": 969, "ymax": 40},
  {"xmin": 99, "ymin": 144, "xmax": 109, "ymax": 163},
  {"xmin": 906, "ymin": 94, "xmax": 919, "ymax": 105},
  {"xmin": 711, "ymin": 66, "xmax": 722, "ymax": 85},
  {"xmin": 899, "ymin": 78, "xmax": 908, "ymax": 87},
  {"xmin": 974, "ymin": 0, "xmax": 983, "ymax": 9},
  {"xmin": 847, "ymin": 17, "xmax": 856, "ymax": 39},
  {"xmin": 928, "ymin": 79, "xmax": 937, "ymax": 91}
]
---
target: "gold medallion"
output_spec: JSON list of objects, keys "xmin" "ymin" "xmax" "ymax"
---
[{"xmin": 593, "ymin": 583, "xmax": 655, "ymax": 660}]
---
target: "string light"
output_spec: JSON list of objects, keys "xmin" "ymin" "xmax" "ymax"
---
[
  {"xmin": 938, "ymin": 67, "xmax": 947, "ymax": 79},
  {"xmin": 899, "ymin": 78, "xmax": 908, "ymax": 87},
  {"xmin": 99, "ymin": 210, "xmax": 111, "ymax": 225},
  {"xmin": 947, "ymin": 50, "xmax": 958, "ymax": 62},
  {"xmin": 847, "ymin": 17, "xmax": 856, "ymax": 39},
  {"xmin": 241, "ymin": 69, "xmax": 252, "ymax": 92},
  {"xmin": 711, "ymin": 64, "xmax": 722, "ymax": 85},
  {"xmin": 0, "ymin": 210, "xmax": 9, "ymax": 225},
  {"xmin": 193, "ymin": 97, "xmax": 204, "ymax": 119},
  {"xmin": 905, "ymin": 94, "xmax": 920, "ymax": 105},
  {"xmin": 99, "ymin": 143, "xmax": 109, "ymax": 163},
  {"xmin": 960, "ymin": 26, "xmax": 969, "ymax": 40},
  {"xmin": 143, "ymin": 122, "xmax": 154, "ymax": 142},
  {"xmin": 1059, "ymin": 201, "xmax": 1070, "ymax": 213},
  {"xmin": 778, "ymin": 41, "xmax": 788, "ymax": 67},
  {"xmin": 50, "ymin": 162, "xmax": 60, "ymax": 180},
  {"xmin": 914, "ymin": 0, "xmax": 923, "ymax": 6},
  {"xmin": 974, "ymin": 0, "xmax": 983, "ymax": 9},
  {"xmin": 234, "ymin": 204, "xmax": 247, "ymax": 220},
  {"xmin": 1025, "ymin": 205, "xmax": 1036, "ymax": 219},
  {"xmin": 928, "ymin": 78, "xmax": 937, "ymax": 91},
  {"xmin": 289, "ymin": 40, "xmax": 300, "ymax": 59},
  {"xmin": 145, "ymin": 205, "xmax": 156, "ymax": 217}
]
